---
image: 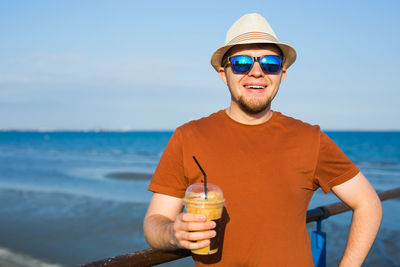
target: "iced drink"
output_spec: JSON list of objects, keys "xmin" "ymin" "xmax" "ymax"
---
[{"xmin": 183, "ymin": 182, "xmax": 225, "ymax": 255}]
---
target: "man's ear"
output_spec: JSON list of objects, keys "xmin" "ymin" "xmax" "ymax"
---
[
  {"xmin": 280, "ymin": 68, "xmax": 287, "ymax": 82},
  {"xmin": 217, "ymin": 67, "xmax": 228, "ymax": 85}
]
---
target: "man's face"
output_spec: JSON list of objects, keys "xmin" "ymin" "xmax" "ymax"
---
[{"xmin": 218, "ymin": 44, "xmax": 286, "ymax": 114}]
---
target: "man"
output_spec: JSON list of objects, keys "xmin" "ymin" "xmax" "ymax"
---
[{"xmin": 144, "ymin": 13, "xmax": 382, "ymax": 266}]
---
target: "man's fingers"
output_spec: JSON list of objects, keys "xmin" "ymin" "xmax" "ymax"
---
[
  {"xmin": 180, "ymin": 213, "xmax": 207, "ymax": 222},
  {"xmin": 176, "ymin": 220, "xmax": 216, "ymax": 231},
  {"xmin": 172, "ymin": 212, "xmax": 217, "ymax": 249},
  {"xmin": 179, "ymin": 239, "xmax": 211, "ymax": 250},
  {"xmin": 176, "ymin": 229, "xmax": 216, "ymax": 241},
  {"xmin": 175, "ymin": 213, "xmax": 216, "ymax": 231}
]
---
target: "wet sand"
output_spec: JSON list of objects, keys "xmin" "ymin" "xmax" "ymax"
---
[
  {"xmin": 0, "ymin": 188, "xmax": 194, "ymax": 267},
  {"xmin": 0, "ymin": 247, "xmax": 62, "ymax": 267},
  {"xmin": 105, "ymin": 172, "xmax": 152, "ymax": 180}
]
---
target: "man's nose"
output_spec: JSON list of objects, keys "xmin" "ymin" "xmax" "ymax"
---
[{"xmin": 248, "ymin": 62, "xmax": 264, "ymax": 77}]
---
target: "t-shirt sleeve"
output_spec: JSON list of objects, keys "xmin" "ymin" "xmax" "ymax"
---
[
  {"xmin": 314, "ymin": 131, "xmax": 360, "ymax": 193},
  {"xmin": 148, "ymin": 128, "xmax": 188, "ymax": 198}
]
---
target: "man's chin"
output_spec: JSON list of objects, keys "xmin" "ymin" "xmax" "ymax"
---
[{"xmin": 238, "ymin": 100, "xmax": 270, "ymax": 114}]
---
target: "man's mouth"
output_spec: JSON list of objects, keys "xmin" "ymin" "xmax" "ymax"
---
[{"xmin": 245, "ymin": 85, "xmax": 266, "ymax": 89}]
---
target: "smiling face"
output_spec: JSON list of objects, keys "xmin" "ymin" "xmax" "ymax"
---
[{"xmin": 218, "ymin": 44, "xmax": 286, "ymax": 115}]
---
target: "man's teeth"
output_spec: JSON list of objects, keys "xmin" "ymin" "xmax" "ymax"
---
[{"xmin": 245, "ymin": 85, "xmax": 265, "ymax": 89}]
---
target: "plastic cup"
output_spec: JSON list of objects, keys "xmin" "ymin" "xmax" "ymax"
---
[{"xmin": 183, "ymin": 182, "xmax": 225, "ymax": 255}]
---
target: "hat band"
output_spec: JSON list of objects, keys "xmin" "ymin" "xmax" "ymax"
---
[{"xmin": 226, "ymin": 32, "xmax": 278, "ymax": 45}]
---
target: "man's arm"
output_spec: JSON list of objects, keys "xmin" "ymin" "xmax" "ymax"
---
[
  {"xmin": 143, "ymin": 193, "xmax": 216, "ymax": 250},
  {"xmin": 331, "ymin": 172, "xmax": 382, "ymax": 267}
]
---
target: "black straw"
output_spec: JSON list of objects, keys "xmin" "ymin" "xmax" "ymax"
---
[{"xmin": 192, "ymin": 156, "xmax": 208, "ymax": 199}]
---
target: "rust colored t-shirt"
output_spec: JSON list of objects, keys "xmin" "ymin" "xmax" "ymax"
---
[{"xmin": 148, "ymin": 110, "xmax": 359, "ymax": 267}]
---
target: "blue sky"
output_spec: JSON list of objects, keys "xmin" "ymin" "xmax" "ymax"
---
[{"xmin": 1, "ymin": 0, "xmax": 399, "ymax": 130}]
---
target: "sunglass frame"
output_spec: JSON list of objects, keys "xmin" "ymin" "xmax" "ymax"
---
[{"xmin": 227, "ymin": 55, "xmax": 284, "ymax": 75}]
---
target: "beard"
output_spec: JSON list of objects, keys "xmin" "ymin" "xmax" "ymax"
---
[{"xmin": 236, "ymin": 95, "xmax": 271, "ymax": 114}]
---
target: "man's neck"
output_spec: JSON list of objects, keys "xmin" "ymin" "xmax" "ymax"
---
[{"xmin": 225, "ymin": 104, "xmax": 273, "ymax": 125}]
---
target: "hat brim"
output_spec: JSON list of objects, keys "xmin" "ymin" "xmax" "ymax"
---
[{"xmin": 211, "ymin": 40, "xmax": 297, "ymax": 71}]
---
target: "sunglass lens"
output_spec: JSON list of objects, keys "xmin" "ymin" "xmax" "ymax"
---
[
  {"xmin": 230, "ymin": 56, "xmax": 253, "ymax": 74},
  {"xmin": 260, "ymin": 56, "xmax": 282, "ymax": 74}
]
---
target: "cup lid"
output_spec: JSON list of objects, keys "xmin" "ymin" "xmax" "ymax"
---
[{"xmin": 184, "ymin": 182, "xmax": 224, "ymax": 202}]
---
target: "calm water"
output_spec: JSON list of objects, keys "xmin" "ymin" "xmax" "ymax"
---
[{"xmin": 0, "ymin": 131, "xmax": 399, "ymax": 266}]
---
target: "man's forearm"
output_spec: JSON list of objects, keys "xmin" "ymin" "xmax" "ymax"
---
[
  {"xmin": 339, "ymin": 199, "xmax": 382, "ymax": 266},
  {"xmin": 143, "ymin": 214, "xmax": 178, "ymax": 250}
]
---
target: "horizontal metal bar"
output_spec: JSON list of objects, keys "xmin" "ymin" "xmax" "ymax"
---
[
  {"xmin": 307, "ymin": 187, "xmax": 400, "ymax": 222},
  {"xmin": 77, "ymin": 248, "xmax": 190, "ymax": 267}
]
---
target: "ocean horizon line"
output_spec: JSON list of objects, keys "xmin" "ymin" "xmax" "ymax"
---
[
  {"xmin": 0, "ymin": 128, "xmax": 175, "ymax": 133},
  {"xmin": 1, "ymin": 128, "xmax": 400, "ymax": 133}
]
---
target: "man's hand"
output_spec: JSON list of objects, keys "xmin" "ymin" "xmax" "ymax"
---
[
  {"xmin": 171, "ymin": 212, "xmax": 216, "ymax": 250},
  {"xmin": 143, "ymin": 193, "xmax": 216, "ymax": 251}
]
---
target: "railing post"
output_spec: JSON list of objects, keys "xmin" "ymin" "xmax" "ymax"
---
[{"xmin": 311, "ymin": 219, "xmax": 326, "ymax": 267}]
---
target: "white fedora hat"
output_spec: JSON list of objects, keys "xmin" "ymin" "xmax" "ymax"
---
[{"xmin": 211, "ymin": 13, "xmax": 297, "ymax": 71}]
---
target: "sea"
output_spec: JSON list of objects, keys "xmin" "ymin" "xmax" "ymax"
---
[{"xmin": 0, "ymin": 131, "xmax": 399, "ymax": 267}]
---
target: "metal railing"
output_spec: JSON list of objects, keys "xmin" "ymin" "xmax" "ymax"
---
[{"xmin": 78, "ymin": 187, "xmax": 400, "ymax": 267}]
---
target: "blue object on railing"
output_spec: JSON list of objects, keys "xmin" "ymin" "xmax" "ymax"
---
[{"xmin": 311, "ymin": 219, "xmax": 326, "ymax": 267}]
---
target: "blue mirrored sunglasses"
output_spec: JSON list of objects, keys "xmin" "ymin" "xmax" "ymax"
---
[{"xmin": 227, "ymin": 55, "xmax": 284, "ymax": 75}]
